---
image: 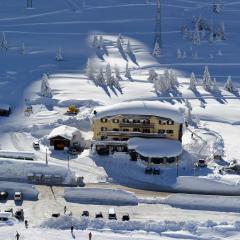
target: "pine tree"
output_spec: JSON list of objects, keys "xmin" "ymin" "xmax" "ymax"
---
[
  {"xmin": 220, "ymin": 22, "xmax": 225, "ymax": 40},
  {"xmin": 1, "ymin": 32, "xmax": 8, "ymax": 50},
  {"xmin": 202, "ymin": 66, "xmax": 212, "ymax": 91},
  {"xmin": 99, "ymin": 35, "xmax": 104, "ymax": 48},
  {"xmin": 153, "ymin": 41, "xmax": 161, "ymax": 57},
  {"xmin": 192, "ymin": 27, "xmax": 201, "ymax": 45},
  {"xmin": 189, "ymin": 72, "xmax": 197, "ymax": 91},
  {"xmin": 185, "ymin": 99, "xmax": 192, "ymax": 122},
  {"xmin": 126, "ymin": 40, "xmax": 133, "ymax": 54},
  {"xmin": 209, "ymin": 31, "xmax": 214, "ymax": 43},
  {"xmin": 182, "ymin": 51, "xmax": 187, "ymax": 58},
  {"xmin": 56, "ymin": 47, "xmax": 63, "ymax": 61},
  {"xmin": 86, "ymin": 58, "xmax": 95, "ymax": 80},
  {"xmin": 117, "ymin": 34, "xmax": 123, "ymax": 49},
  {"xmin": 114, "ymin": 65, "xmax": 121, "ymax": 80},
  {"xmin": 92, "ymin": 35, "xmax": 99, "ymax": 48},
  {"xmin": 212, "ymin": 77, "xmax": 219, "ymax": 92},
  {"xmin": 147, "ymin": 69, "xmax": 158, "ymax": 82},
  {"xmin": 96, "ymin": 67, "xmax": 105, "ymax": 85},
  {"xmin": 224, "ymin": 76, "xmax": 235, "ymax": 93},
  {"xmin": 105, "ymin": 64, "xmax": 115, "ymax": 85},
  {"xmin": 41, "ymin": 74, "xmax": 52, "ymax": 98},
  {"xmin": 177, "ymin": 48, "xmax": 182, "ymax": 59},
  {"xmin": 20, "ymin": 43, "xmax": 27, "ymax": 54},
  {"xmin": 217, "ymin": 50, "xmax": 223, "ymax": 56},
  {"xmin": 125, "ymin": 63, "xmax": 132, "ymax": 80},
  {"xmin": 169, "ymin": 70, "xmax": 179, "ymax": 89}
]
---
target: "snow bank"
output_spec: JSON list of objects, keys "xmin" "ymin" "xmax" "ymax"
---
[
  {"xmin": 0, "ymin": 150, "xmax": 35, "ymax": 160},
  {"xmin": 64, "ymin": 187, "xmax": 138, "ymax": 206},
  {"xmin": 0, "ymin": 181, "xmax": 38, "ymax": 200}
]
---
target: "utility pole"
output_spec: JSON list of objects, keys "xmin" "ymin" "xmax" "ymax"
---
[
  {"xmin": 154, "ymin": 0, "xmax": 162, "ymax": 48},
  {"xmin": 27, "ymin": 0, "xmax": 32, "ymax": 9}
]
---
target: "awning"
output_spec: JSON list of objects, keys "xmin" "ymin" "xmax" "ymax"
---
[{"xmin": 127, "ymin": 137, "xmax": 182, "ymax": 158}]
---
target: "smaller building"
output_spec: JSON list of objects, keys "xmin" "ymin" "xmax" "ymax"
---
[
  {"xmin": 48, "ymin": 125, "xmax": 83, "ymax": 150},
  {"xmin": 0, "ymin": 104, "xmax": 11, "ymax": 117}
]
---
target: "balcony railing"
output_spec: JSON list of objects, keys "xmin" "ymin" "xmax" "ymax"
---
[
  {"xmin": 119, "ymin": 123, "xmax": 154, "ymax": 128},
  {"xmin": 103, "ymin": 131, "xmax": 166, "ymax": 138}
]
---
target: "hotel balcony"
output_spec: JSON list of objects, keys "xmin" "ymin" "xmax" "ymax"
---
[
  {"xmin": 119, "ymin": 123, "xmax": 154, "ymax": 128},
  {"xmin": 103, "ymin": 131, "xmax": 166, "ymax": 138}
]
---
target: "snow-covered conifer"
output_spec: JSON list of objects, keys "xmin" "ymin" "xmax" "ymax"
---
[
  {"xmin": 125, "ymin": 63, "xmax": 132, "ymax": 80},
  {"xmin": 220, "ymin": 22, "xmax": 225, "ymax": 40},
  {"xmin": 117, "ymin": 34, "xmax": 123, "ymax": 49},
  {"xmin": 86, "ymin": 58, "xmax": 95, "ymax": 80},
  {"xmin": 169, "ymin": 70, "xmax": 179, "ymax": 89},
  {"xmin": 217, "ymin": 50, "xmax": 223, "ymax": 56},
  {"xmin": 202, "ymin": 66, "xmax": 212, "ymax": 91},
  {"xmin": 99, "ymin": 35, "xmax": 104, "ymax": 48},
  {"xmin": 92, "ymin": 35, "xmax": 99, "ymax": 48},
  {"xmin": 209, "ymin": 31, "xmax": 214, "ymax": 43},
  {"xmin": 189, "ymin": 72, "xmax": 197, "ymax": 91},
  {"xmin": 56, "ymin": 47, "xmax": 63, "ymax": 61},
  {"xmin": 212, "ymin": 77, "xmax": 219, "ymax": 92},
  {"xmin": 224, "ymin": 76, "xmax": 235, "ymax": 93},
  {"xmin": 20, "ymin": 43, "xmax": 27, "ymax": 55},
  {"xmin": 185, "ymin": 99, "xmax": 192, "ymax": 122},
  {"xmin": 192, "ymin": 27, "xmax": 201, "ymax": 45},
  {"xmin": 1, "ymin": 32, "xmax": 8, "ymax": 50},
  {"xmin": 114, "ymin": 64, "xmax": 122, "ymax": 80},
  {"xmin": 96, "ymin": 67, "xmax": 105, "ymax": 85},
  {"xmin": 177, "ymin": 48, "xmax": 182, "ymax": 59},
  {"xmin": 147, "ymin": 69, "xmax": 158, "ymax": 82},
  {"xmin": 182, "ymin": 51, "xmax": 186, "ymax": 58},
  {"xmin": 126, "ymin": 40, "xmax": 133, "ymax": 54},
  {"xmin": 153, "ymin": 41, "xmax": 161, "ymax": 57},
  {"xmin": 105, "ymin": 64, "xmax": 115, "ymax": 85},
  {"xmin": 41, "ymin": 74, "xmax": 52, "ymax": 98}
]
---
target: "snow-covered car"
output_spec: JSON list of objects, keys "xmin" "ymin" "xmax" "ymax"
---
[
  {"xmin": 14, "ymin": 192, "xmax": 22, "ymax": 201},
  {"xmin": 32, "ymin": 141, "xmax": 40, "ymax": 150},
  {"xmin": 153, "ymin": 168, "xmax": 160, "ymax": 175},
  {"xmin": 81, "ymin": 211, "xmax": 89, "ymax": 217},
  {"xmin": 108, "ymin": 208, "xmax": 117, "ymax": 220},
  {"xmin": 145, "ymin": 167, "xmax": 153, "ymax": 174},
  {"xmin": 0, "ymin": 212, "xmax": 12, "ymax": 222},
  {"xmin": 195, "ymin": 159, "xmax": 207, "ymax": 168},
  {"xmin": 0, "ymin": 191, "xmax": 8, "ymax": 200},
  {"xmin": 95, "ymin": 212, "xmax": 103, "ymax": 219}
]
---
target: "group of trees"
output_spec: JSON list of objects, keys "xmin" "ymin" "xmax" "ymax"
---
[
  {"xmin": 188, "ymin": 66, "xmax": 236, "ymax": 93},
  {"xmin": 148, "ymin": 69, "xmax": 179, "ymax": 93},
  {"xmin": 85, "ymin": 59, "xmax": 132, "ymax": 88},
  {"xmin": 116, "ymin": 34, "xmax": 134, "ymax": 56}
]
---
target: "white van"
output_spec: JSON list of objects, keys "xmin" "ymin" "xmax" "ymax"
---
[
  {"xmin": 14, "ymin": 192, "xmax": 22, "ymax": 201},
  {"xmin": 108, "ymin": 208, "xmax": 117, "ymax": 220}
]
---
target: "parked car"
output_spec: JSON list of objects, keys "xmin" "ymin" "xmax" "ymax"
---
[
  {"xmin": 153, "ymin": 168, "xmax": 160, "ymax": 175},
  {"xmin": 95, "ymin": 212, "xmax": 103, "ymax": 219},
  {"xmin": 0, "ymin": 212, "xmax": 12, "ymax": 222},
  {"xmin": 0, "ymin": 191, "xmax": 8, "ymax": 200},
  {"xmin": 52, "ymin": 213, "xmax": 60, "ymax": 218},
  {"xmin": 15, "ymin": 209, "xmax": 24, "ymax": 221},
  {"xmin": 68, "ymin": 148, "xmax": 78, "ymax": 155},
  {"xmin": 4, "ymin": 208, "xmax": 13, "ymax": 214},
  {"xmin": 108, "ymin": 208, "xmax": 117, "ymax": 220},
  {"xmin": 145, "ymin": 167, "xmax": 153, "ymax": 175},
  {"xmin": 195, "ymin": 159, "xmax": 207, "ymax": 168},
  {"xmin": 122, "ymin": 213, "xmax": 130, "ymax": 221},
  {"xmin": 14, "ymin": 192, "xmax": 22, "ymax": 201},
  {"xmin": 32, "ymin": 141, "xmax": 40, "ymax": 150},
  {"xmin": 81, "ymin": 211, "xmax": 89, "ymax": 217}
]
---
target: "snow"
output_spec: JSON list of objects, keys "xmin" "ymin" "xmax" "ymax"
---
[
  {"xmin": 0, "ymin": 150, "xmax": 35, "ymax": 160},
  {"xmin": 0, "ymin": 104, "xmax": 10, "ymax": 110},
  {"xmin": 47, "ymin": 125, "xmax": 81, "ymax": 140},
  {"xmin": 0, "ymin": 181, "xmax": 38, "ymax": 200},
  {"xmin": 93, "ymin": 101, "xmax": 184, "ymax": 123},
  {"xmin": 127, "ymin": 137, "xmax": 182, "ymax": 158},
  {"xmin": 64, "ymin": 187, "xmax": 138, "ymax": 206}
]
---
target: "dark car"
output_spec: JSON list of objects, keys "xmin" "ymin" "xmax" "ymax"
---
[
  {"xmin": 81, "ymin": 211, "xmax": 89, "ymax": 217},
  {"xmin": 4, "ymin": 208, "xmax": 13, "ymax": 214},
  {"xmin": 0, "ymin": 192, "xmax": 8, "ymax": 200},
  {"xmin": 122, "ymin": 213, "xmax": 130, "ymax": 221},
  {"xmin": 153, "ymin": 168, "xmax": 160, "ymax": 175},
  {"xmin": 15, "ymin": 209, "xmax": 24, "ymax": 221},
  {"xmin": 95, "ymin": 212, "xmax": 103, "ymax": 219},
  {"xmin": 52, "ymin": 213, "xmax": 60, "ymax": 218},
  {"xmin": 145, "ymin": 167, "xmax": 153, "ymax": 174}
]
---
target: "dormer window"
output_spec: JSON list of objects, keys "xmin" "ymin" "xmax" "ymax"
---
[
  {"xmin": 101, "ymin": 118, "xmax": 108, "ymax": 123},
  {"xmin": 101, "ymin": 127, "xmax": 107, "ymax": 131},
  {"xmin": 112, "ymin": 119, "xmax": 119, "ymax": 123},
  {"xmin": 167, "ymin": 120, "xmax": 174, "ymax": 125}
]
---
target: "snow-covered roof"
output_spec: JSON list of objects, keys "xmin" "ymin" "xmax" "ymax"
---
[
  {"xmin": 0, "ymin": 103, "xmax": 10, "ymax": 110},
  {"xmin": 128, "ymin": 138, "xmax": 182, "ymax": 158},
  {"xmin": 47, "ymin": 125, "xmax": 80, "ymax": 140},
  {"xmin": 93, "ymin": 101, "xmax": 184, "ymax": 123}
]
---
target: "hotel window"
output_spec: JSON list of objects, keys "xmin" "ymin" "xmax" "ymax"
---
[
  {"xmin": 112, "ymin": 119, "xmax": 119, "ymax": 123},
  {"xmin": 158, "ymin": 129, "xmax": 165, "ymax": 134},
  {"xmin": 101, "ymin": 118, "xmax": 108, "ymax": 123},
  {"xmin": 159, "ymin": 120, "xmax": 167, "ymax": 125},
  {"xmin": 123, "ymin": 129, "xmax": 129, "ymax": 132},
  {"xmin": 133, "ymin": 128, "xmax": 140, "ymax": 132},
  {"xmin": 167, "ymin": 120, "xmax": 174, "ymax": 125},
  {"xmin": 113, "ymin": 128, "xmax": 119, "ymax": 131},
  {"xmin": 122, "ymin": 118, "xmax": 129, "ymax": 123},
  {"xmin": 166, "ymin": 130, "xmax": 174, "ymax": 134},
  {"xmin": 133, "ymin": 119, "xmax": 141, "ymax": 123},
  {"xmin": 142, "ymin": 129, "xmax": 150, "ymax": 133},
  {"xmin": 101, "ymin": 127, "xmax": 107, "ymax": 131}
]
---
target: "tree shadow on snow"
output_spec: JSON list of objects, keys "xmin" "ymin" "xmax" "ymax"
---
[
  {"xmin": 156, "ymin": 89, "xmax": 184, "ymax": 104},
  {"xmin": 192, "ymin": 89, "xmax": 207, "ymax": 104},
  {"xmin": 210, "ymin": 90, "xmax": 227, "ymax": 104},
  {"xmin": 118, "ymin": 45, "xmax": 128, "ymax": 61},
  {"xmin": 95, "ymin": 48, "xmax": 105, "ymax": 61},
  {"xmin": 127, "ymin": 52, "xmax": 139, "ymax": 66}
]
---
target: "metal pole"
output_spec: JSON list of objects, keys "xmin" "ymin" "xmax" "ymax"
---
[
  {"xmin": 68, "ymin": 155, "xmax": 70, "ymax": 170},
  {"xmin": 46, "ymin": 148, "xmax": 48, "ymax": 166},
  {"xmin": 154, "ymin": 0, "xmax": 162, "ymax": 48}
]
